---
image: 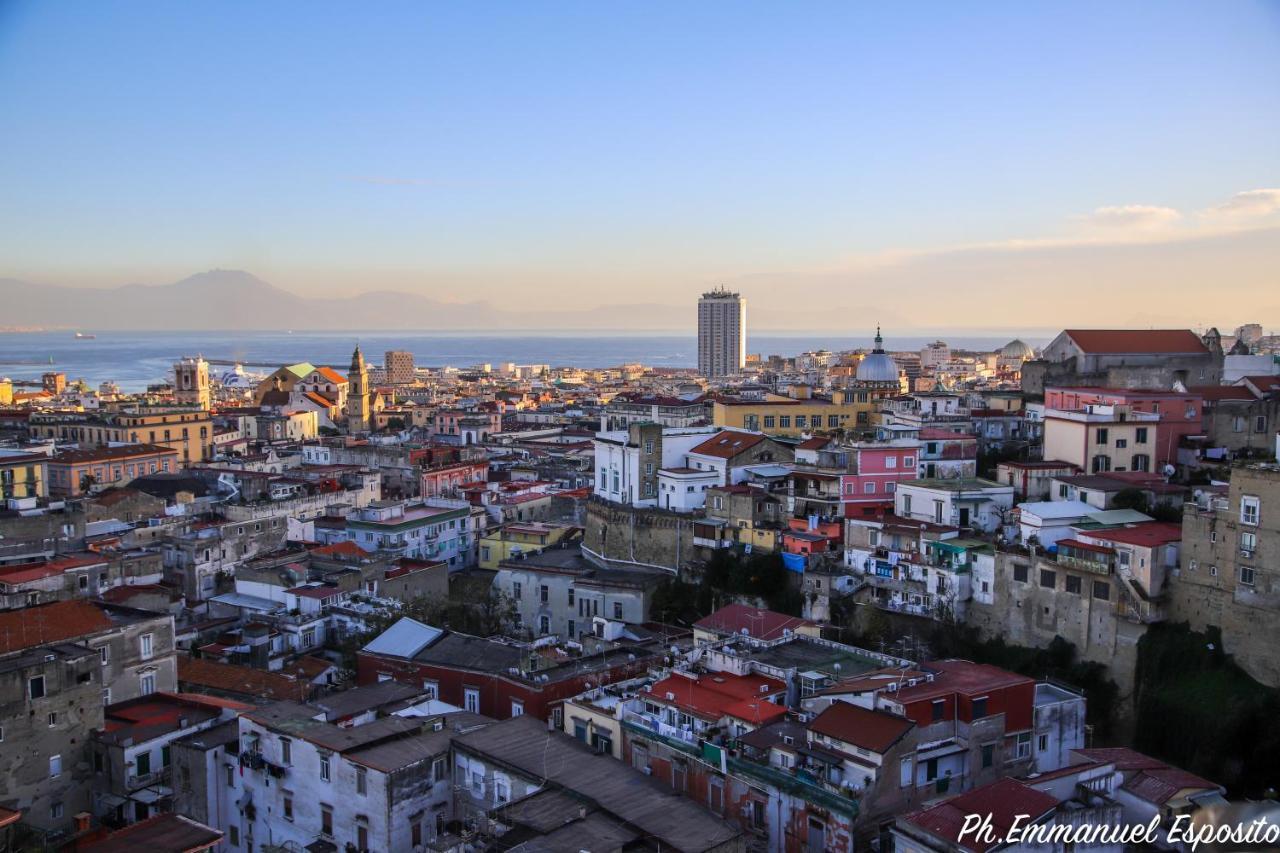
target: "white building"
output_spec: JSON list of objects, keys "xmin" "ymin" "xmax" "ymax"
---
[
  {"xmin": 894, "ymin": 478, "xmax": 1014, "ymax": 532},
  {"xmin": 697, "ymin": 286, "xmax": 746, "ymax": 378},
  {"xmin": 592, "ymin": 424, "xmax": 717, "ymax": 507}
]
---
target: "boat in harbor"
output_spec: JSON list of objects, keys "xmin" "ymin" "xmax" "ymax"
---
[{"xmin": 74, "ymin": 331, "xmax": 96, "ymax": 339}]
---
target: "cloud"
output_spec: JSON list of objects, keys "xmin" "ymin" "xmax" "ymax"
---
[
  {"xmin": 1203, "ymin": 188, "xmax": 1280, "ymax": 219},
  {"xmin": 1083, "ymin": 204, "xmax": 1182, "ymax": 231}
]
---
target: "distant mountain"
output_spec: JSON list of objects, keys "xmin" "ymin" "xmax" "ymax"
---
[{"xmin": 0, "ymin": 270, "xmax": 689, "ymax": 331}]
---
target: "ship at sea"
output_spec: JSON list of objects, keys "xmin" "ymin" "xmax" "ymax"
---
[{"xmin": 74, "ymin": 331, "xmax": 96, "ymax": 339}]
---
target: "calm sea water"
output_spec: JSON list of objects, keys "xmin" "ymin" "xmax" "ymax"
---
[{"xmin": 0, "ymin": 330, "xmax": 1044, "ymax": 392}]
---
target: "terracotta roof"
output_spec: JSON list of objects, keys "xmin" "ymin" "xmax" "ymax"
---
[
  {"xmin": 0, "ymin": 599, "xmax": 115, "ymax": 653},
  {"xmin": 808, "ymin": 701, "xmax": 914, "ymax": 753},
  {"xmin": 89, "ymin": 486, "xmax": 149, "ymax": 506},
  {"xmin": 280, "ymin": 655, "xmax": 337, "ymax": 681},
  {"xmin": 80, "ymin": 813, "xmax": 222, "ymax": 853},
  {"xmin": 50, "ymin": 443, "xmax": 178, "ymax": 465},
  {"xmin": 893, "ymin": 659, "xmax": 1034, "ymax": 703},
  {"xmin": 1190, "ymin": 385, "xmax": 1257, "ymax": 402},
  {"xmin": 902, "ymin": 778, "xmax": 1058, "ymax": 853},
  {"xmin": 178, "ymin": 656, "xmax": 310, "ymax": 702},
  {"xmin": 314, "ymin": 366, "xmax": 347, "ymax": 385},
  {"xmin": 308, "ymin": 540, "xmax": 370, "ymax": 560},
  {"xmin": 1063, "ymin": 329, "xmax": 1208, "ymax": 355},
  {"xmin": 303, "ymin": 390, "xmax": 336, "ymax": 408},
  {"xmin": 688, "ymin": 430, "xmax": 769, "ymax": 459},
  {"xmin": 694, "ymin": 603, "xmax": 815, "ymax": 641},
  {"xmin": 646, "ymin": 672, "xmax": 787, "ymax": 724},
  {"xmin": 1080, "ymin": 522, "xmax": 1182, "ymax": 548},
  {"xmin": 1074, "ymin": 747, "xmax": 1220, "ymax": 804},
  {"xmin": 797, "ymin": 436, "xmax": 831, "ymax": 450}
]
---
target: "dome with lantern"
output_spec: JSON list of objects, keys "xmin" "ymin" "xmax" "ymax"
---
[{"xmin": 856, "ymin": 326, "xmax": 900, "ymax": 383}]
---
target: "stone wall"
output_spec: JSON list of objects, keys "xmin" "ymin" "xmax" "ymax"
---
[{"xmin": 582, "ymin": 498, "xmax": 703, "ymax": 574}]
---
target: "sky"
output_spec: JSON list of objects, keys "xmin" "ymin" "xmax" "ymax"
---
[{"xmin": 0, "ymin": 1, "xmax": 1277, "ymax": 331}]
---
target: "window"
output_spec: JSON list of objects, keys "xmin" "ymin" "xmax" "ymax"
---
[
  {"xmin": 1095, "ymin": 428, "xmax": 1108, "ymax": 444},
  {"xmin": 1257, "ymin": 415, "xmax": 1268, "ymax": 434},
  {"xmin": 903, "ymin": 456, "xmax": 915, "ymax": 468},
  {"xmin": 539, "ymin": 584, "xmax": 549, "ymax": 603},
  {"xmin": 29, "ymin": 675, "xmax": 45, "ymax": 699},
  {"xmin": 356, "ymin": 765, "xmax": 367, "ymax": 795},
  {"xmin": 422, "ymin": 679, "xmax": 438, "ymax": 699},
  {"xmin": 1065, "ymin": 575, "xmax": 1082, "ymax": 594},
  {"xmin": 511, "ymin": 699, "xmax": 524, "ymax": 717},
  {"xmin": 763, "ymin": 416, "xmax": 776, "ymax": 428},
  {"xmin": 1013, "ymin": 563, "xmax": 1029, "ymax": 583},
  {"xmin": 900, "ymin": 757, "xmax": 913, "ymax": 788},
  {"xmin": 140, "ymin": 633, "xmax": 154, "ymax": 660},
  {"xmin": 1114, "ymin": 438, "xmax": 1127, "ymax": 449},
  {"xmin": 50, "ymin": 754, "xmax": 62, "ymax": 778},
  {"xmin": 864, "ymin": 482, "xmax": 875, "ymax": 494},
  {"xmin": 886, "ymin": 482, "xmax": 896, "ymax": 493},
  {"xmin": 229, "ymin": 825, "xmax": 239, "ymax": 847},
  {"xmin": 51, "ymin": 801, "xmax": 64, "ymax": 820},
  {"xmin": 1091, "ymin": 454, "xmax": 1111, "ymax": 473},
  {"xmin": 1131, "ymin": 454, "xmax": 1150, "ymax": 472},
  {"xmin": 885, "ymin": 456, "xmax": 897, "ymax": 469},
  {"xmin": 48, "ymin": 712, "xmax": 57, "ymax": 728},
  {"xmin": 464, "ymin": 688, "xmax": 480, "ymax": 714},
  {"xmin": 283, "ymin": 796, "xmax": 293, "ymax": 821},
  {"xmin": 567, "ymin": 587, "xmax": 575, "ymax": 606},
  {"xmin": 931, "ymin": 699, "xmax": 945, "ymax": 721},
  {"xmin": 613, "ymin": 602, "xmax": 623, "ymax": 620},
  {"xmin": 903, "ymin": 494, "xmax": 912, "ymax": 514},
  {"xmin": 102, "ymin": 689, "xmax": 111, "ymax": 705},
  {"xmin": 1135, "ymin": 427, "xmax": 1148, "ymax": 444},
  {"xmin": 981, "ymin": 744, "xmax": 994, "ymax": 768},
  {"xmin": 320, "ymin": 754, "xmax": 331, "ymax": 782},
  {"xmin": 512, "ymin": 581, "xmax": 522, "ymax": 599},
  {"xmin": 971, "ymin": 697, "xmax": 988, "ymax": 719},
  {"xmin": 141, "ymin": 673, "xmax": 156, "ymax": 696},
  {"xmin": 567, "ymin": 619, "xmax": 576, "ymax": 638},
  {"xmin": 99, "ymin": 645, "xmax": 109, "ymax": 665},
  {"xmin": 1038, "ymin": 734, "xmax": 1049, "ymax": 752},
  {"xmin": 1092, "ymin": 581, "xmax": 1111, "ymax": 600},
  {"xmin": 1241, "ymin": 496, "xmax": 1260, "ymax": 526},
  {"xmin": 1016, "ymin": 733, "xmax": 1031, "ymax": 759},
  {"xmin": 539, "ymin": 615, "xmax": 550, "ymax": 634},
  {"xmin": 795, "ymin": 415, "xmax": 807, "ymax": 428},
  {"xmin": 1242, "ymin": 531, "xmax": 1258, "ymax": 554},
  {"xmin": 779, "ymin": 416, "xmax": 790, "ymax": 428},
  {"xmin": 321, "ymin": 805, "xmax": 333, "ymax": 837},
  {"xmin": 1039, "ymin": 569, "xmax": 1056, "ymax": 589},
  {"xmin": 432, "ymin": 757, "xmax": 447, "ymax": 782},
  {"xmin": 136, "ymin": 751, "xmax": 151, "ymax": 776},
  {"xmin": 225, "ymin": 764, "xmax": 235, "ymax": 788},
  {"xmin": 1240, "ymin": 566, "xmax": 1256, "ymax": 587}
]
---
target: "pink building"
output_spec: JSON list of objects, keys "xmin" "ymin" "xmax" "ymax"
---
[
  {"xmin": 421, "ymin": 460, "xmax": 490, "ymax": 497},
  {"xmin": 1044, "ymin": 387, "xmax": 1203, "ymax": 467},
  {"xmin": 839, "ymin": 440, "xmax": 922, "ymax": 518}
]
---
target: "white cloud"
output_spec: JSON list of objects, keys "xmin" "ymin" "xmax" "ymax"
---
[
  {"xmin": 1203, "ymin": 188, "xmax": 1280, "ymax": 219},
  {"xmin": 1084, "ymin": 204, "xmax": 1182, "ymax": 230}
]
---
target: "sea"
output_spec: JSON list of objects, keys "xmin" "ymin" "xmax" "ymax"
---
[{"xmin": 0, "ymin": 330, "xmax": 1048, "ymax": 392}]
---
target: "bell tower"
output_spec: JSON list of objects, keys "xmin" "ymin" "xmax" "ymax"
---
[{"xmin": 346, "ymin": 344, "xmax": 370, "ymax": 432}]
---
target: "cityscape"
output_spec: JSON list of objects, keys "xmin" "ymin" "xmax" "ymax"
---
[{"xmin": 2, "ymin": 2, "xmax": 1280, "ymax": 853}]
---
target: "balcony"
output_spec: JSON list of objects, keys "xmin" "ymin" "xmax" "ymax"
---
[{"xmin": 622, "ymin": 710, "xmax": 699, "ymax": 746}]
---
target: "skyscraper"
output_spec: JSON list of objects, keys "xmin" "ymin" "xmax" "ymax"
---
[{"xmin": 698, "ymin": 287, "xmax": 746, "ymax": 378}]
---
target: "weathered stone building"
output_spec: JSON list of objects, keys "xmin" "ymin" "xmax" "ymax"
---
[{"xmin": 1168, "ymin": 463, "xmax": 1280, "ymax": 686}]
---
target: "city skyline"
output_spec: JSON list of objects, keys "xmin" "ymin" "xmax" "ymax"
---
[{"xmin": 2, "ymin": 2, "xmax": 1278, "ymax": 329}]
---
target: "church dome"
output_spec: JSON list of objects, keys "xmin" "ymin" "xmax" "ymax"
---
[
  {"xmin": 856, "ymin": 327, "xmax": 900, "ymax": 383},
  {"xmin": 1000, "ymin": 339, "xmax": 1035, "ymax": 359}
]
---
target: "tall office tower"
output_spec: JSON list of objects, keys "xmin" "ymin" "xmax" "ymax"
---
[
  {"xmin": 384, "ymin": 350, "xmax": 415, "ymax": 384},
  {"xmin": 697, "ymin": 287, "xmax": 746, "ymax": 378},
  {"xmin": 173, "ymin": 356, "xmax": 211, "ymax": 409}
]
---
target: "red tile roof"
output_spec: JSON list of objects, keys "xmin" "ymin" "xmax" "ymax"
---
[
  {"xmin": 808, "ymin": 701, "xmax": 913, "ymax": 753},
  {"xmin": 903, "ymin": 778, "xmax": 1059, "ymax": 853},
  {"xmin": 1074, "ymin": 747, "xmax": 1220, "ymax": 804},
  {"xmin": 178, "ymin": 656, "xmax": 311, "ymax": 702},
  {"xmin": 1063, "ymin": 329, "xmax": 1208, "ymax": 355},
  {"xmin": 894, "ymin": 660, "xmax": 1034, "ymax": 703},
  {"xmin": 0, "ymin": 600, "xmax": 114, "ymax": 653},
  {"xmin": 308, "ymin": 540, "xmax": 370, "ymax": 560},
  {"xmin": 694, "ymin": 603, "xmax": 815, "ymax": 641},
  {"xmin": 1080, "ymin": 522, "xmax": 1182, "ymax": 548},
  {"xmin": 80, "ymin": 813, "xmax": 222, "ymax": 853},
  {"xmin": 688, "ymin": 430, "xmax": 769, "ymax": 459},
  {"xmin": 50, "ymin": 443, "xmax": 178, "ymax": 465},
  {"xmin": 646, "ymin": 671, "xmax": 787, "ymax": 724}
]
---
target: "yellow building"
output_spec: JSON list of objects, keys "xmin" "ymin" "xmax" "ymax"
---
[
  {"xmin": 479, "ymin": 522, "xmax": 578, "ymax": 570},
  {"xmin": 29, "ymin": 405, "xmax": 214, "ymax": 464},
  {"xmin": 712, "ymin": 388, "xmax": 892, "ymax": 436},
  {"xmin": 0, "ymin": 378, "xmax": 12, "ymax": 406},
  {"xmin": 0, "ymin": 452, "xmax": 48, "ymax": 500}
]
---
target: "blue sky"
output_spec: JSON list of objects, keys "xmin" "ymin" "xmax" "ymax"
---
[{"xmin": 1, "ymin": 1, "xmax": 1277, "ymax": 329}]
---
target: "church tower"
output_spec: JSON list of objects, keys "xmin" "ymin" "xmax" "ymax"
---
[{"xmin": 346, "ymin": 344, "xmax": 371, "ymax": 432}]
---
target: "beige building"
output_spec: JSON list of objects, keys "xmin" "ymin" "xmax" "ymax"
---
[
  {"xmin": 29, "ymin": 406, "xmax": 215, "ymax": 464},
  {"xmin": 1168, "ymin": 464, "xmax": 1280, "ymax": 686},
  {"xmin": 1042, "ymin": 406, "xmax": 1161, "ymax": 474},
  {"xmin": 346, "ymin": 345, "xmax": 371, "ymax": 432}
]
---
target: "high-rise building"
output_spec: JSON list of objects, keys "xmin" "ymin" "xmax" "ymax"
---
[
  {"xmin": 385, "ymin": 350, "xmax": 415, "ymax": 384},
  {"xmin": 173, "ymin": 356, "xmax": 211, "ymax": 409},
  {"xmin": 697, "ymin": 287, "xmax": 746, "ymax": 379}
]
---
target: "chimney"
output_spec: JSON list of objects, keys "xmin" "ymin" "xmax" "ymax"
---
[{"xmin": 74, "ymin": 812, "xmax": 92, "ymax": 834}]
